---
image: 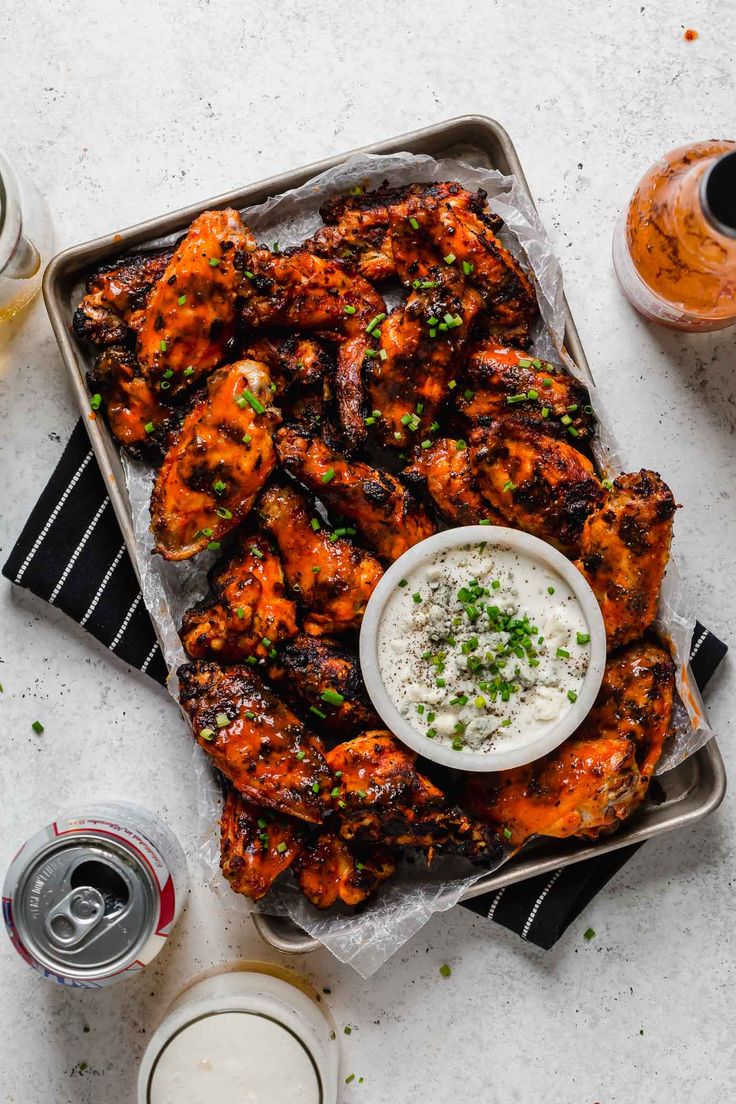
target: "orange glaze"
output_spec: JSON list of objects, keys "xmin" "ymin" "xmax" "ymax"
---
[
  {"xmin": 150, "ymin": 359, "xmax": 278, "ymax": 560},
  {"xmin": 137, "ymin": 208, "xmax": 255, "ymax": 395}
]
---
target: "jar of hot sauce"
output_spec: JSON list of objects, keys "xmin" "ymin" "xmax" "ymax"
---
[{"xmin": 612, "ymin": 141, "xmax": 736, "ymax": 331}]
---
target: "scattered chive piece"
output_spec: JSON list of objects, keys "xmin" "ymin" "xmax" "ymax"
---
[
  {"xmin": 462, "ymin": 260, "xmax": 474, "ymax": 275},
  {"xmin": 344, "ymin": 304, "xmax": 357, "ymax": 315},
  {"xmin": 556, "ymin": 647, "xmax": 570, "ymax": 659},
  {"xmin": 365, "ymin": 312, "xmax": 386, "ymax": 335},
  {"xmin": 517, "ymin": 358, "xmax": 532, "ymax": 367},
  {"xmin": 507, "ymin": 392, "xmax": 529, "ymax": 404},
  {"xmin": 321, "ymin": 468, "xmax": 336, "ymax": 484},
  {"xmin": 199, "ymin": 728, "xmax": 215, "ymax": 741},
  {"xmin": 503, "ymin": 827, "xmax": 513, "ymax": 840},
  {"xmin": 602, "ymin": 478, "xmax": 614, "ymax": 490},
  {"xmin": 321, "ymin": 689, "xmax": 345, "ymax": 705},
  {"xmin": 245, "ymin": 711, "xmax": 255, "ymax": 720},
  {"xmin": 144, "ymin": 421, "xmax": 155, "ymax": 434},
  {"xmin": 243, "ymin": 390, "xmax": 265, "ymax": 414},
  {"xmin": 296, "ymin": 750, "xmax": 306, "ymax": 760},
  {"xmin": 561, "ymin": 414, "xmax": 573, "ymax": 426},
  {"xmin": 378, "ymin": 348, "xmax": 387, "ymax": 361},
  {"xmin": 567, "ymin": 690, "xmax": 578, "ymax": 703},
  {"xmin": 568, "ymin": 425, "xmax": 580, "ymax": 437},
  {"xmin": 309, "ymin": 706, "xmax": 327, "ymax": 720},
  {"xmin": 502, "ymin": 480, "xmax": 517, "ymax": 492},
  {"xmin": 276, "ymin": 842, "xmax": 287, "ymax": 853},
  {"xmin": 331, "ymin": 787, "xmax": 341, "ymax": 798},
  {"xmin": 547, "ymin": 585, "xmax": 555, "ymax": 595},
  {"xmin": 90, "ymin": 393, "xmax": 102, "ymax": 411},
  {"xmin": 357, "ymin": 789, "xmax": 367, "ymax": 798},
  {"xmin": 444, "ymin": 252, "xmax": 456, "ymax": 265},
  {"xmin": 207, "ymin": 541, "xmax": 220, "ymax": 551},
  {"xmin": 448, "ymin": 379, "xmax": 457, "ymax": 390},
  {"xmin": 236, "ymin": 607, "xmax": 244, "ymax": 619},
  {"xmin": 216, "ymin": 507, "xmax": 232, "ymax": 519},
  {"xmin": 439, "ymin": 964, "xmax": 452, "ymax": 977},
  {"xmin": 178, "ymin": 294, "xmax": 187, "ymax": 305},
  {"xmin": 159, "ymin": 339, "xmax": 167, "ymax": 352},
  {"xmin": 163, "ymin": 368, "xmax": 174, "ymax": 379},
  {"xmin": 215, "ymin": 712, "xmax": 229, "ymax": 728},
  {"xmin": 479, "ymin": 519, "xmax": 491, "ymax": 525},
  {"xmin": 421, "ymin": 439, "xmax": 432, "ymax": 449},
  {"xmin": 346, "ymin": 1075, "xmax": 355, "ymax": 1085},
  {"xmin": 542, "ymin": 377, "xmax": 553, "ymax": 388},
  {"xmin": 409, "ymin": 216, "xmax": 420, "ymax": 230},
  {"xmin": 344, "ymin": 1025, "xmax": 353, "ymax": 1035},
  {"xmin": 213, "ymin": 479, "xmax": 227, "ymax": 494},
  {"xmin": 310, "ymin": 517, "xmax": 321, "ymax": 531},
  {"xmin": 258, "ymin": 817, "xmax": 268, "ymax": 828},
  {"xmin": 160, "ymin": 380, "xmax": 171, "ymax": 390},
  {"xmin": 312, "ymin": 782, "xmax": 320, "ymax": 793},
  {"xmin": 31, "ymin": 720, "xmax": 44, "ymax": 734},
  {"xmin": 412, "ymin": 592, "xmax": 422, "ymax": 604},
  {"xmin": 364, "ymin": 416, "xmax": 376, "ymax": 426},
  {"xmin": 583, "ymin": 927, "xmax": 596, "ymax": 941},
  {"xmin": 398, "ymin": 579, "xmax": 408, "ymax": 588},
  {"xmin": 242, "ymin": 433, "xmax": 251, "ymax": 444},
  {"xmin": 209, "ymin": 257, "xmax": 220, "ymax": 267},
  {"xmin": 250, "ymin": 545, "xmax": 265, "ymax": 560},
  {"xmin": 541, "ymin": 406, "xmax": 550, "ymax": 418},
  {"xmin": 183, "ymin": 366, "xmax": 195, "ymax": 377},
  {"xmin": 577, "ymin": 632, "xmax": 591, "ymax": 645},
  {"xmin": 527, "ymin": 389, "xmax": 539, "ymax": 400},
  {"xmin": 456, "ymin": 439, "xmax": 467, "ymax": 451}
]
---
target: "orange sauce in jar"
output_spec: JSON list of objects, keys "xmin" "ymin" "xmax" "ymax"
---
[{"xmin": 613, "ymin": 141, "xmax": 736, "ymax": 330}]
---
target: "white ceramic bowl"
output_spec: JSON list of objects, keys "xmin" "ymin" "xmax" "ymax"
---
[{"xmin": 359, "ymin": 526, "xmax": 606, "ymax": 772}]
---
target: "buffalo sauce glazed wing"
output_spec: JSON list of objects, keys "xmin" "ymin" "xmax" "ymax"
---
[
  {"xmin": 178, "ymin": 661, "xmax": 332, "ymax": 823},
  {"xmin": 150, "ymin": 359, "xmax": 279, "ymax": 559},
  {"xmin": 137, "ymin": 208, "xmax": 254, "ymax": 396}
]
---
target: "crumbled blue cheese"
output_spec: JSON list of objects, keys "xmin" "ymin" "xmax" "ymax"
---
[{"xmin": 377, "ymin": 542, "xmax": 590, "ymax": 753}]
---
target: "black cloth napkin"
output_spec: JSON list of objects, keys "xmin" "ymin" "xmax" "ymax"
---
[{"xmin": 3, "ymin": 420, "xmax": 728, "ymax": 949}]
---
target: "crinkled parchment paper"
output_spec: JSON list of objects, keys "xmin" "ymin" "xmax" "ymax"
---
[{"xmin": 121, "ymin": 150, "xmax": 714, "ymax": 976}]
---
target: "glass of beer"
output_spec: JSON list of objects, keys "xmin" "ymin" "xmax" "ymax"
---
[{"xmin": 0, "ymin": 147, "xmax": 54, "ymax": 325}]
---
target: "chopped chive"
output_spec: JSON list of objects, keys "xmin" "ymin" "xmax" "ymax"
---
[
  {"xmin": 398, "ymin": 579, "xmax": 408, "ymax": 588},
  {"xmin": 216, "ymin": 507, "xmax": 232, "ymax": 519},
  {"xmin": 321, "ymin": 468, "xmax": 336, "ymax": 484},
  {"xmin": 444, "ymin": 252, "xmax": 456, "ymax": 265},
  {"xmin": 583, "ymin": 927, "xmax": 596, "ymax": 941},
  {"xmin": 276, "ymin": 842, "xmax": 288, "ymax": 853},
  {"xmin": 527, "ymin": 389, "xmax": 539, "ymax": 400},
  {"xmin": 243, "ymin": 390, "xmax": 266, "ymax": 414},
  {"xmin": 503, "ymin": 827, "xmax": 513, "ymax": 840},
  {"xmin": 462, "ymin": 260, "xmax": 474, "ymax": 275},
  {"xmin": 160, "ymin": 380, "xmax": 171, "ymax": 391},
  {"xmin": 412, "ymin": 592, "xmax": 422, "ymax": 603},
  {"xmin": 296, "ymin": 750, "xmax": 306, "ymax": 760},
  {"xmin": 245, "ymin": 711, "xmax": 255, "ymax": 720},
  {"xmin": 542, "ymin": 377, "xmax": 553, "ymax": 388},
  {"xmin": 310, "ymin": 517, "xmax": 321, "ymax": 531},
  {"xmin": 479, "ymin": 518, "xmax": 491, "ymax": 525},
  {"xmin": 561, "ymin": 414, "xmax": 573, "ymax": 426},
  {"xmin": 365, "ymin": 312, "xmax": 386, "ymax": 334},
  {"xmin": 541, "ymin": 406, "xmax": 550, "ymax": 418},
  {"xmin": 213, "ymin": 479, "xmax": 227, "ymax": 494},
  {"xmin": 567, "ymin": 690, "xmax": 578, "ymax": 703},
  {"xmin": 602, "ymin": 478, "xmax": 614, "ymax": 490},
  {"xmin": 183, "ymin": 366, "xmax": 195, "ymax": 376},
  {"xmin": 236, "ymin": 607, "xmax": 244, "ymax": 619},
  {"xmin": 215, "ymin": 712, "xmax": 229, "ymax": 727},
  {"xmin": 344, "ymin": 304, "xmax": 357, "ymax": 315},
  {"xmin": 312, "ymin": 781, "xmax": 320, "ymax": 793},
  {"xmin": 439, "ymin": 964, "xmax": 452, "ymax": 977},
  {"xmin": 568, "ymin": 425, "xmax": 580, "ymax": 437},
  {"xmin": 556, "ymin": 647, "xmax": 570, "ymax": 659},
  {"xmin": 199, "ymin": 728, "xmax": 215, "ymax": 741},
  {"xmin": 144, "ymin": 421, "xmax": 155, "ymax": 434},
  {"xmin": 242, "ymin": 433, "xmax": 251, "ymax": 444},
  {"xmin": 507, "ymin": 393, "xmax": 529, "ymax": 404},
  {"xmin": 177, "ymin": 294, "xmax": 187, "ymax": 305},
  {"xmin": 547, "ymin": 585, "xmax": 555, "ymax": 594},
  {"xmin": 378, "ymin": 348, "xmax": 387, "ymax": 361},
  {"xmin": 448, "ymin": 379, "xmax": 457, "ymax": 390},
  {"xmin": 31, "ymin": 720, "xmax": 44, "ymax": 734},
  {"xmin": 409, "ymin": 216, "xmax": 420, "ymax": 230},
  {"xmin": 321, "ymin": 689, "xmax": 345, "ymax": 705},
  {"xmin": 159, "ymin": 339, "xmax": 167, "ymax": 352},
  {"xmin": 502, "ymin": 480, "xmax": 517, "ymax": 492},
  {"xmin": 517, "ymin": 358, "xmax": 532, "ymax": 367},
  {"xmin": 90, "ymin": 393, "xmax": 102, "ymax": 411},
  {"xmin": 209, "ymin": 257, "xmax": 220, "ymax": 267},
  {"xmin": 207, "ymin": 541, "xmax": 220, "ymax": 551},
  {"xmin": 250, "ymin": 545, "xmax": 265, "ymax": 560},
  {"xmin": 456, "ymin": 439, "xmax": 467, "ymax": 451},
  {"xmin": 421, "ymin": 439, "xmax": 432, "ymax": 449},
  {"xmin": 309, "ymin": 706, "xmax": 327, "ymax": 720},
  {"xmin": 576, "ymin": 632, "xmax": 591, "ymax": 645}
]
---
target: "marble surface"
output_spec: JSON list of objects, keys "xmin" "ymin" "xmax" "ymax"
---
[{"xmin": 1, "ymin": 2, "xmax": 735, "ymax": 1101}]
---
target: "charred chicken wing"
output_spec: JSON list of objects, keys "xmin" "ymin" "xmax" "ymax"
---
[
  {"xmin": 313, "ymin": 181, "xmax": 537, "ymax": 345},
  {"xmin": 460, "ymin": 340, "xmax": 595, "ymax": 442},
  {"xmin": 241, "ymin": 248, "xmax": 386, "ymax": 450},
  {"xmin": 73, "ymin": 246, "xmax": 174, "ymax": 348},
  {"xmin": 294, "ymin": 832, "xmax": 396, "ymax": 909},
  {"xmin": 266, "ymin": 633, "xmax": 380, "ymax": 741},
  {"xmin": 462, "ymin": 640, "xmax": 675, "ymax": 846},
  {"xmin": 180, "ymin": 534, "xmax": 298, "ymax": 661},
  {"xmin": 402, "ymin": 437, "xmax": 501, "ymax": 527},
  {"xmin": 469, "ymin": 422, "xmax": 604, "ymax": 553},
  {"xmin": 150, "ymin": 359, "xmax": 279, "ymax": 560},
  {"xmin": 259, "ymin": 482, "xmax": 383, "ymax": 636},
  {"xmin": 137, "ymin": 208, "xmax": 254, "ymax": 396},
  {"xmin": 88, "ymin": 346, "xmax": 177, "ymax": 462},
  {"xmin": 178, "ymin": 661, "xmax": 332, "ymax": 823},
  {"xmin": 220, "ymin": 789, "xmax": 300, "ymax": 901},
  {"xmin": 576, "ymin": 470, "xmax": 677, "ymax": 647},
  {"xmin": 327, "ymin": 732, "xmax": 502, "ymax": 861},
  {"xmin": 275, "ymin": 426, "xmax": 435, "ymax": 562}
]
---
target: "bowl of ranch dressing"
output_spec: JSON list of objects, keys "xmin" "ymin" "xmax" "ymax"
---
[{"xmin": 360, "ymin": 526, "xmax": 606, "ymax": 772}]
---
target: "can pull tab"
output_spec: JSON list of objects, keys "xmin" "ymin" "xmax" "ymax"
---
[{"xmin": 43, "ymin": 886, "xmax": 106, "ymax": 948}]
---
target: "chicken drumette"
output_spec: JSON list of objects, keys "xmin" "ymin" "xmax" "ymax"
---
[
  {"xmin": 180, "ymin": 534, "xmax": 298, "ymax": 661},
  {"xmin": 469, "ymin": 422, "xmax": 604, "ymax": 554},
  {"xmin": 150, "ymin": 359, "xmax": 279, "ymax": 560},
  {"xmin": 178, "ymin": 661, "xmax": 333, "ymax": 823},
  {"xmin": 294, "ymin": 832, "xmax": 396, "ymax": 909},
  {"xmin": 327, "ymin": 732, "xmax": 502, "ymax": 862},
  {"xmin": 258, "ymin": 482, "xmax": 383, "ymax": 635},
  {"xmin": 266, "ymin": 633, "xmax": 379, "ymax": 741},
  {"xmin": 402, "ymin": 437, "xmax": 502, "ymax": 527},
  {"xmin": 459, "ymin": 340, "xmax": 596, "ymax": 443},
  {"xmin": 275, "ymin": 426, "xmax": 435, "ymax": 562},
  {"xmin": 87, "ymin": 346, "xmax": 178, "ymax": 462},
  {"xmin": 575, "ymin": 470, "xmax": 677, "ymax": 647},
  {"xmin": 463, "ymin": 641, "xmax": 675, "ymax": 847},
  {"xmin": 220, "ymin": 789, "xmax": 301, "ymax": 901}
]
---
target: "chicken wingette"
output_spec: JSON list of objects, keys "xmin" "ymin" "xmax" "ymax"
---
[
  {"xmin": 150, "ymin": 359, "xmax": 279, "ymax": 560},
  {"xmin": 575, "ymin": 470, "xmax": 677, "ymax": 647},
  {"xmin": 178, "ymin": 661, "xmax": 333, "ymax": 823},
  {"xmin": 294, "ymin": 833, "xmax": 396, "ymax": 909},
  {"xmin": 137, "ymin": 208, "xmax": 254, "ymax": 396},
  {"xmin": 180, "ymin": 534, "xmax": 298, "ymax": 661},
  {"xmin": 73, "ymin": 246, "xmax": 174, "ymax": 348},
  {"xmin": 462, "ymin": 640, "xmax": 676, "ymax": 846},
  {"xmin": 266, "ymin": 633, "xmax": 380, "ymax": 741},
  {"xmin": 275, "ymin": 426, "xmax": 435, "ymax": 562},
  {"xmin": 402, "ymin": 437, "xmax": 502, "ymax": 527},
  {"xmin": 220, "ymin": 789, "xmax": 300, "ymax": 901},
  {"xmin": 87, "ymin": 346, "xmax": 178, "ymax": 462},
  {"xmin": 258, "ymin": 482, "xmax": 383, "ymax": 635},
  {"xmin": 469, "ymin": 422, "xmax": 604, "ymax": 554}
]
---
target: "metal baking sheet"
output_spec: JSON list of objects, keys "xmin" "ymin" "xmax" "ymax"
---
[{"xmin": 42, "ymin": 115, "xmax": 726, "ymax": 957}]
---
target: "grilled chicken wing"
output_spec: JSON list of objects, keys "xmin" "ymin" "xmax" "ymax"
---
[
  {"xmin": 180, "ymin": 534, "xmax": 298, "ymax": 661},
  {"xmin": 462, "ymin": 640, "xmax": 675, "ymax": 846},
  {"xmin": 402, "ymin": 437, "xmax": 501, "ymax": 527},
  {"xmin": 88, "ymin": 346, "xmax": 178, "ymax": 462},
  {"xmin": 275, "ymin": 427, "xmax": 435, "ymax": 562},
  {"xmin": 327, "ymin": 732, "xmax": 502, "ymax": 861},
  {"xmin": 266, "ymin": 633, "xmax": 380, "ymax": 740},
  {"xmin": 576, "ymin": 471, "xmax": 677, "ymax": 647},
  {"xmin": 469, "ymin": 423, "xmax": 604, "ymax": 553},
  {"xmin": 312, "ymin": 181, "xmax": 537, "ymax": 345},
  {"xmin": 73, "ymin": 247, "xmax": 174, "ymax": 348},
  {"xmin": 459, "ymin": 340, "xmax": 595, "ymax": 442},
  {"xmin": 137, "ymin": 209, "xmax": 254, "ymax": 396},
  {"xmin": 243, "ymin": 334, "xmax": 334, "ymax": 436},
  {"xmin": 369, "ymin": 272, "xmax": 484, "ymax": 447},
  {"xmin": 241, "ymin": 248, "xmax": 386, "ymax": 450},
  {"xmin": 220, "ymin": 789, "xmax": 300, "ymax": 901},
  {"xmin": 178, "ymin": 661, "xmax": 332, "ymax": 823},
  {"xmin": 151, "ymin": 359, "xmax": 279, "ymax": 560},
  {"xmin": 259, "ymin": 482, "xmax": 383, "ymax": 635},
  {"xmin": 294, "ymin": 832, "xmax": 396, "ymax": 909}
]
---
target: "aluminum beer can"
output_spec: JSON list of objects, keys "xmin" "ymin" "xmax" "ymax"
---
[{"xmin": 2, "ymin": 801, "xmax": 188, "ymax": 988}]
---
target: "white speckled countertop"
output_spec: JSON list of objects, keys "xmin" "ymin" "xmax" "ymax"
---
[{"xmin": 1, "ymin": 2, "xmax": 735, "ymax": 1101}]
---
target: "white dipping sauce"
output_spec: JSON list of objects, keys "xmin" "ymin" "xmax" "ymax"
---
[
  {"xmin": 149, "ymin": 1012, "xmax": 321, "ymax": 1104},
  {"xmin": 377, "ymin": 541, "xmax": 590, "ymax": 754}
]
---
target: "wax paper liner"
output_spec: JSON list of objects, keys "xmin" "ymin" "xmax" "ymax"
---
[{"xmin": 120, "ymin": 150, "xmax": 714, "ymax": 976}]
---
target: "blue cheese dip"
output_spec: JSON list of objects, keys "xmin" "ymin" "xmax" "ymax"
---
[{"xmin": 376, "ymin": 540, "xmax": 591, "ymax": 753}]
